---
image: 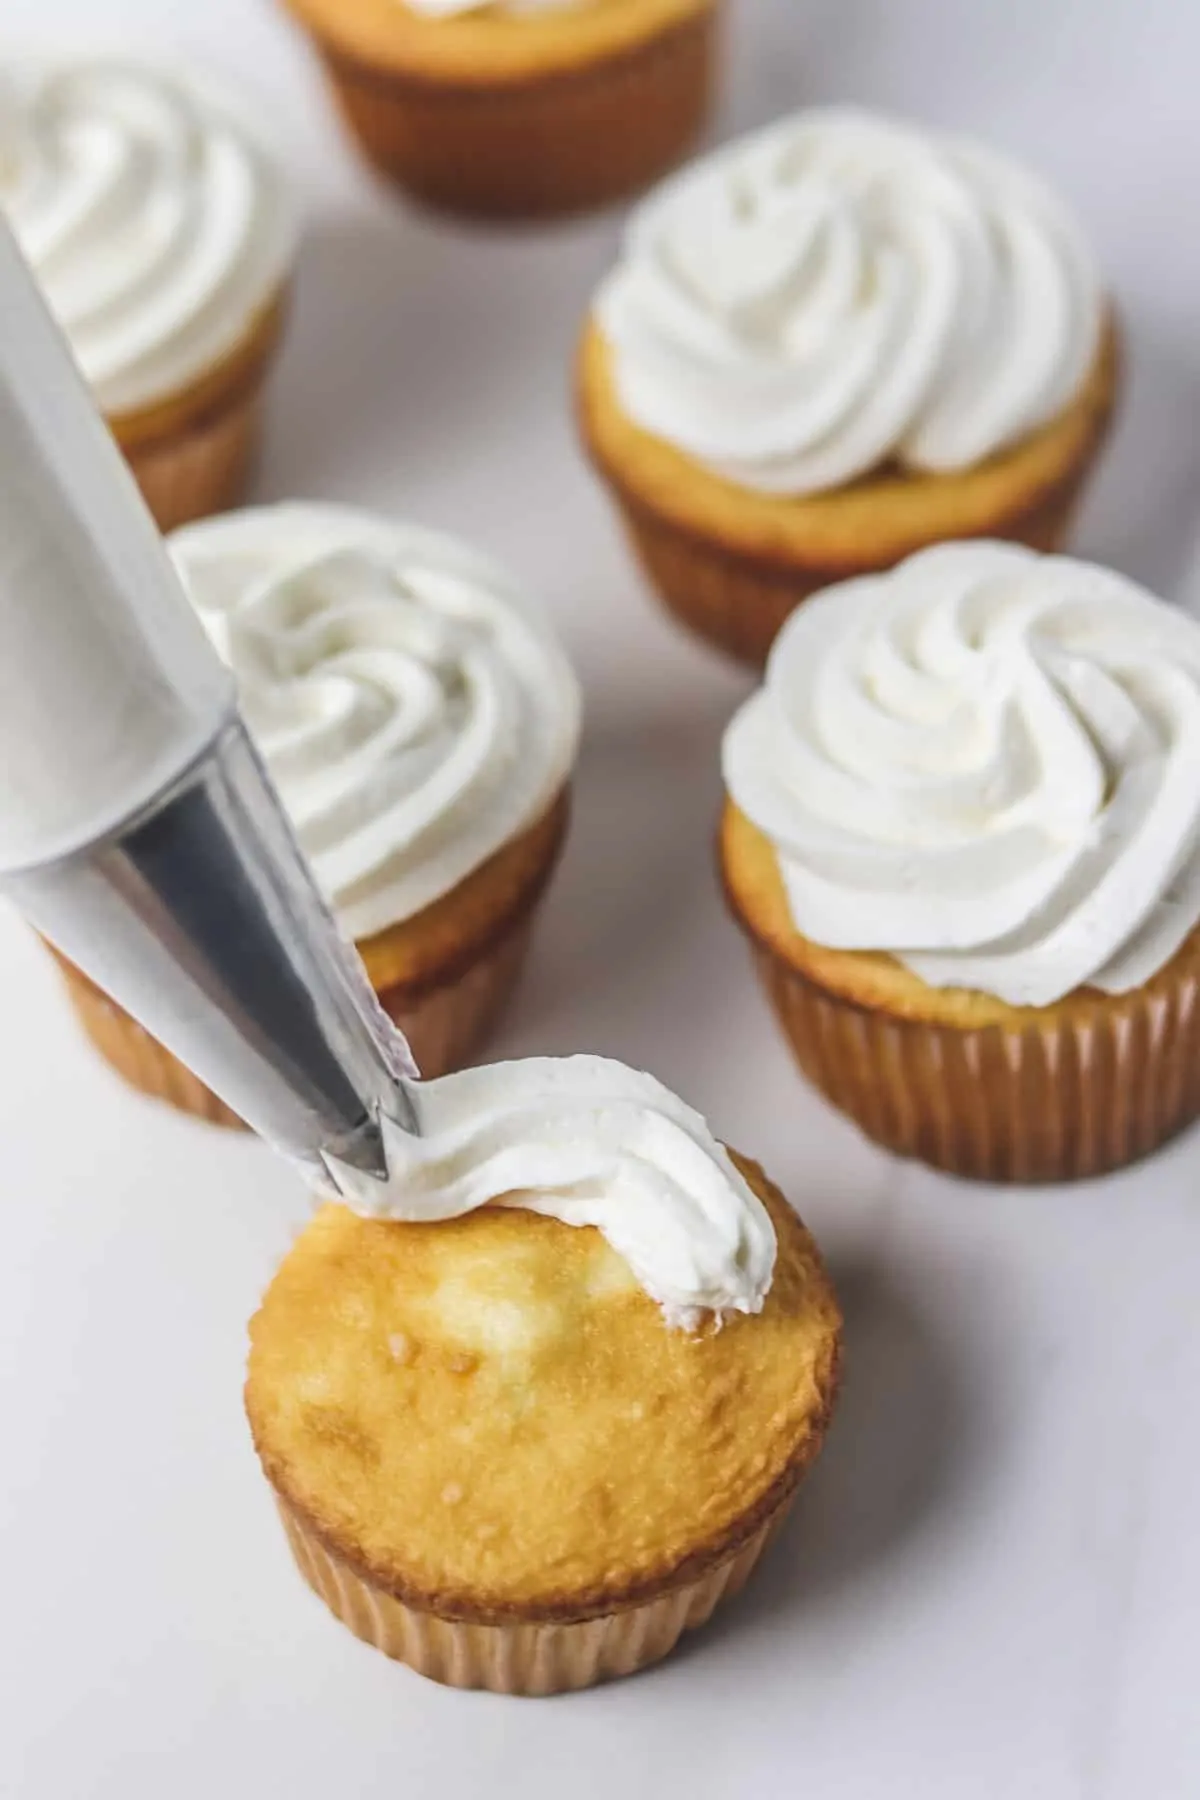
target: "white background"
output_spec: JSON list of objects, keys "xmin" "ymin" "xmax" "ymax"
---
[{"xmin": 4, "ymin": 2, "xmax": 1200, "ymax": 1795}]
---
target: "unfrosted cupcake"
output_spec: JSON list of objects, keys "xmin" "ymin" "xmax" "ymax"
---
[
  {"xmin": 580, "ymin": 109, "xmax": 1120, "ymax": 666},
  {"xmin": 278, "ymin": 0, "xmax": 719, "ymax": 219},
  {"xmin": 0, "ymin": 59, "xmax": 297, "ymax": 531},
  {"xmin": 720, "ymin": 541, "xmax": 1200, "ymax": 1183},
  {"xmin": 247, "ymin": 1055, "xmax": 841, "ymax": 1694},
  {"xmin": 57, "ymin": 504, "xmax": 581, "ymax": 1119}
]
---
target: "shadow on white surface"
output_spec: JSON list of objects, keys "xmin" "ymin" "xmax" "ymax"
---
[
  {"xmin": 525, "ymin": 706, "xmax": 735, "ymax": 1029},
  {"xmin": 260, "ymin": 207, "xmax": 618, "ymax": 508},
  {"xmin": 267, "ymin": 211, "xmax": 542, "ymax": 492},
  {"xmin": 1075, "ymin": 317, "xmax": 1200, "ymax": 605},
  {"xmin": 723, "ymin": 0, "xmax": 837, "ymax": 133},
  {"xmin": 692, "ymin": 1253, "xmax": 984, "ymax": 1658}
]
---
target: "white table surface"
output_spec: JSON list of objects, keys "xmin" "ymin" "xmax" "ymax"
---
[{"xmin": 5, "ymin": 3, "xmax": 1200, "ymax": 1795}]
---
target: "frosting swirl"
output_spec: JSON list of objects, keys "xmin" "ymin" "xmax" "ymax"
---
[
  {"xmin": 171, "ymin": 504, "xmax": 580, "ymax": 942},
  {"xmin": 723, "ymin": 543, "xmax": 1200, "ymax": 1008},
  {"xmin": 597, "ymin": 109, "xmax": 1103, "ymax": 495},
  {"xmin": 325, "ymin": 1056, "xmax": 777, "ymax": 1329},
  {"xmin": 0, "ymin": 60, "xmax": 296, "ymax": 416}
]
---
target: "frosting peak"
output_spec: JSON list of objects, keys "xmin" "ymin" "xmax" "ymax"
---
[
  {"xmin": 724, "ymin": 543, "xmax": 1200, "ymax": 1008},
  {"xmin": 171, "ymin": 505, "xmax": 580, "ymax": 942},
  {"xmin": 598, "ymin": 109, "xmax": 1103, "ymax": 495},
  {"xmin": 0, "ymin": 59, "xmax": 296, "ymax": 415},
  {"xmin": 326, "ymin": 1056, "xmax": 777, "ymax": 1330}
]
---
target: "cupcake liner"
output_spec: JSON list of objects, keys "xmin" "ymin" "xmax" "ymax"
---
[
  {"xmin": 110, "ymin": 297, "xmax": 287, "ymax": 533},
  {"xmin": 751, "ymin": 943, "xmax": 1200, "ymax": 1183},
  {"xmin": 609, "ymin": 465, "xmax": 1094, "ymax": 671},
  {"xmin": 276, "ymin": 1491, "xmax": 792, "ymax": 1696},
  {"xmin": 118, "ymin": 376, "xmax": 267, "ymax": 535},
  {"xmin": 312, "ymin": 9, "xmax": 716, "ymax": 220},
  {"xmin": 57, "ymin": 955, "xmax": 244, "ymax": 1128},
  {"xmin": 52, "ymin": 903, "xmax": 538, "ymax": 1125},
  {"xmin": 375, "ymin": 908, "xmax": 534, "ymax": 1079}
]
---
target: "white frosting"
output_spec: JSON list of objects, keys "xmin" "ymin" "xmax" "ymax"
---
[
  {"xmin": 0, "ymin": 60, "xmax": 297, "ymax": 416},
  {"xmin": 723, "ymin": 542, "xmax": 1200, "ymax": 1008},
  {"xmin": 170, "ymin": 504, "xmax": 581, "ymax": 943},
  {"xmin": 325, "ymin": 1056, "xmax": 778, "ymax": 1329},
  {"xmin": 598, "ymin": 108, "xmax": 1103, "ymax": 495}
]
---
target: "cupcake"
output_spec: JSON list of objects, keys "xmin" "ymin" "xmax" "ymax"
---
[
  {"xmin": 580, "ymin": 109, "xmax": 1120, "ymax": 667},
  {"xmin": 277, "ymin": 0, "xmax": 719, "ymax": 220},
  {"xmin": 57, "ymin": 504, "xmax": 581, "ymax": 1119},
  {"xmin": 247, "ymin": 1055, "xmax": 842, "ymax": 1694},
  {"xmin": 0, "ymin": 59, "xmax": 297, "ymax": 531},
  {"xmin": 720, "ymin": 541, "xmax": 1200, "ymax": 1184}
]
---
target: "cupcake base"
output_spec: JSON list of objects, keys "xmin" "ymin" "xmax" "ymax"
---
[
  {"xmin": 248, "ymin": 1150, "xmax": 841, "ymax": 1695},
  {"xmin": 751, "ymin": 945, "xmax": 1200, "ymax": 1184},
  {"xmin": 51, "ymin": 791, "xmax": 568, "ymax": 1122},
  {"xmin": 309, "ymin": 9, "xmax": 716, "ymax": 220},
  {"xmin": 379, "ymin": 902, "xmax": 535, "ymax": 1080},
  {"xmin": 278, "ymin": 1492, "xmax": 791, "ymax": 1696},
  {"xmin": 110, "ymin": 296, "xmax": 288, "ymax": 534},
  {"xmin": 579, "ymin": 315, "xmax": 1121, "ymax": 669},
  {"xmin": 720, "ymin": 803, "xmax": 1200, "ymax": 1184},
  {"xmin": 608, "ymin": 459, "xmax": 1094, "ymax": 670},
  {"xmin": 52, "ymin": 902, "xmax": 538, "ymax": 1127},
  {"xmin": 58, "ymin": 959, "xmax": 245, "ymax": 1127}
]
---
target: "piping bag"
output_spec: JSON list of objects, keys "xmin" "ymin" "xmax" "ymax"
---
[{"xmin": 0, "ymin": 216, "xmax": 419, "ymax": 1195}]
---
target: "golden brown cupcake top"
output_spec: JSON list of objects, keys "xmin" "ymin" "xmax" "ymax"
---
[
  {"xmin": 579, "ymin": 315, "xmax": 1119, "ymax": 574},
  {"xmin": 356, "ymin": 789, "xmax": 569, "ymax": 996},
  {"xmin": 281, "ymin": 0, "xmax": 713, "ymax": 84},
  {"xmin": 248, "ymin": 1155, "xmax": 839, "ymax": 1622},
  {"xmin": 722, "ymin": 797, "xmax": 1192, "ymax": 1030}
]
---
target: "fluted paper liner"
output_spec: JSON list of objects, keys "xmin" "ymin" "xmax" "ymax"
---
[
  {"xmin": 752, "ymin": 945, "xmax": 1200, "ymax": 1183},
  {"xmin": 109, "ymin": 296, "xmax": 287, "ymax": 533},
  {"xmin": 119, "ymin": 379, "xmax": 266, "ymax": 535},
  {"xmin": 277, "ymin": 1491, "xmax": 792, "ymax": 1695},
  {"xmin": 59, "ymin": 962, "xmax": 245, "ymax": 1127},
  {"xmin": 311, "ymin": 10, "xmax": 715, "ymax": 220},
  {"xmin": 53, "ymin": 907, "xmax": 537, "ymax": 1125}
]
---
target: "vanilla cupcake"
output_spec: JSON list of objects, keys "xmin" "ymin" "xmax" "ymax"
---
[
  {"xmin": 247, "ymin": 1055, "xmax": 841, "ymax": 1694},
  {"xmin": 0, "ymin": 59, "xmax": 297, "ymax": 531},
  {"xmin": 278, "ymin": 0, "xmax": 719, "ymax": 220},
  {"xmin": 57, "ymin": 504, "xmax": 581, "ymax": 1119},
  {"xmin": 580, "ymin": 110, "xmax": 1120, "ymax": 666},
  {"xmin": 719, "ymin": 542, "xmax": 1200, "ymax": 1183}
]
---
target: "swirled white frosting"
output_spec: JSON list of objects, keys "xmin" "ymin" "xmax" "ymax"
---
[
  {"xmin": 0, "ymin": 59, "xmax": 296, "ymax": 416},
  {"xmin": 326, "ymin": 1056, "xmax": 777, "ymax": 1329},
  {"xmin": 723, "ymin": 543, "xmax": 1200, "ymax": 1008},
  {"xmin": 597, "ymin": 109, "xmax": 1103, "ymax": 495},
  {"xmin": 171, "ymin": 504, "xmax": 581, "ymax": 942}
]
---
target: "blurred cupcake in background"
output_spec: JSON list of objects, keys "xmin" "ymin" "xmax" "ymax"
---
[
  {"xmin": 720, "ymin": 541, "xmax": 1200, "ymax": 1183},
  {"xmin": 0, "ymin": 59, "xmax": 298, "ymax": 531},
  {"xmin": 277, "ymin": 0, "xmax": 720, "ymax": 220},
  {"xmin": 580, "ymin": 109, "xmax": 1120, "ymax": 666},
  {"xmin": 56, "ymin": 503, "xmax": 581, "ymax": 1120}
]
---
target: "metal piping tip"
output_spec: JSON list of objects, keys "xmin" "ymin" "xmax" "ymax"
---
[
  {"xmin": 0, "ymin": 213, "xmax": 421, "ymax": 1184},
  {"xmin": 9, "ymin": 722, "xmax": 422, "ymax": 1178},
  {"xmin": 320, "ymin": 1100, "xmax": 422, "ymax": 1210}
]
